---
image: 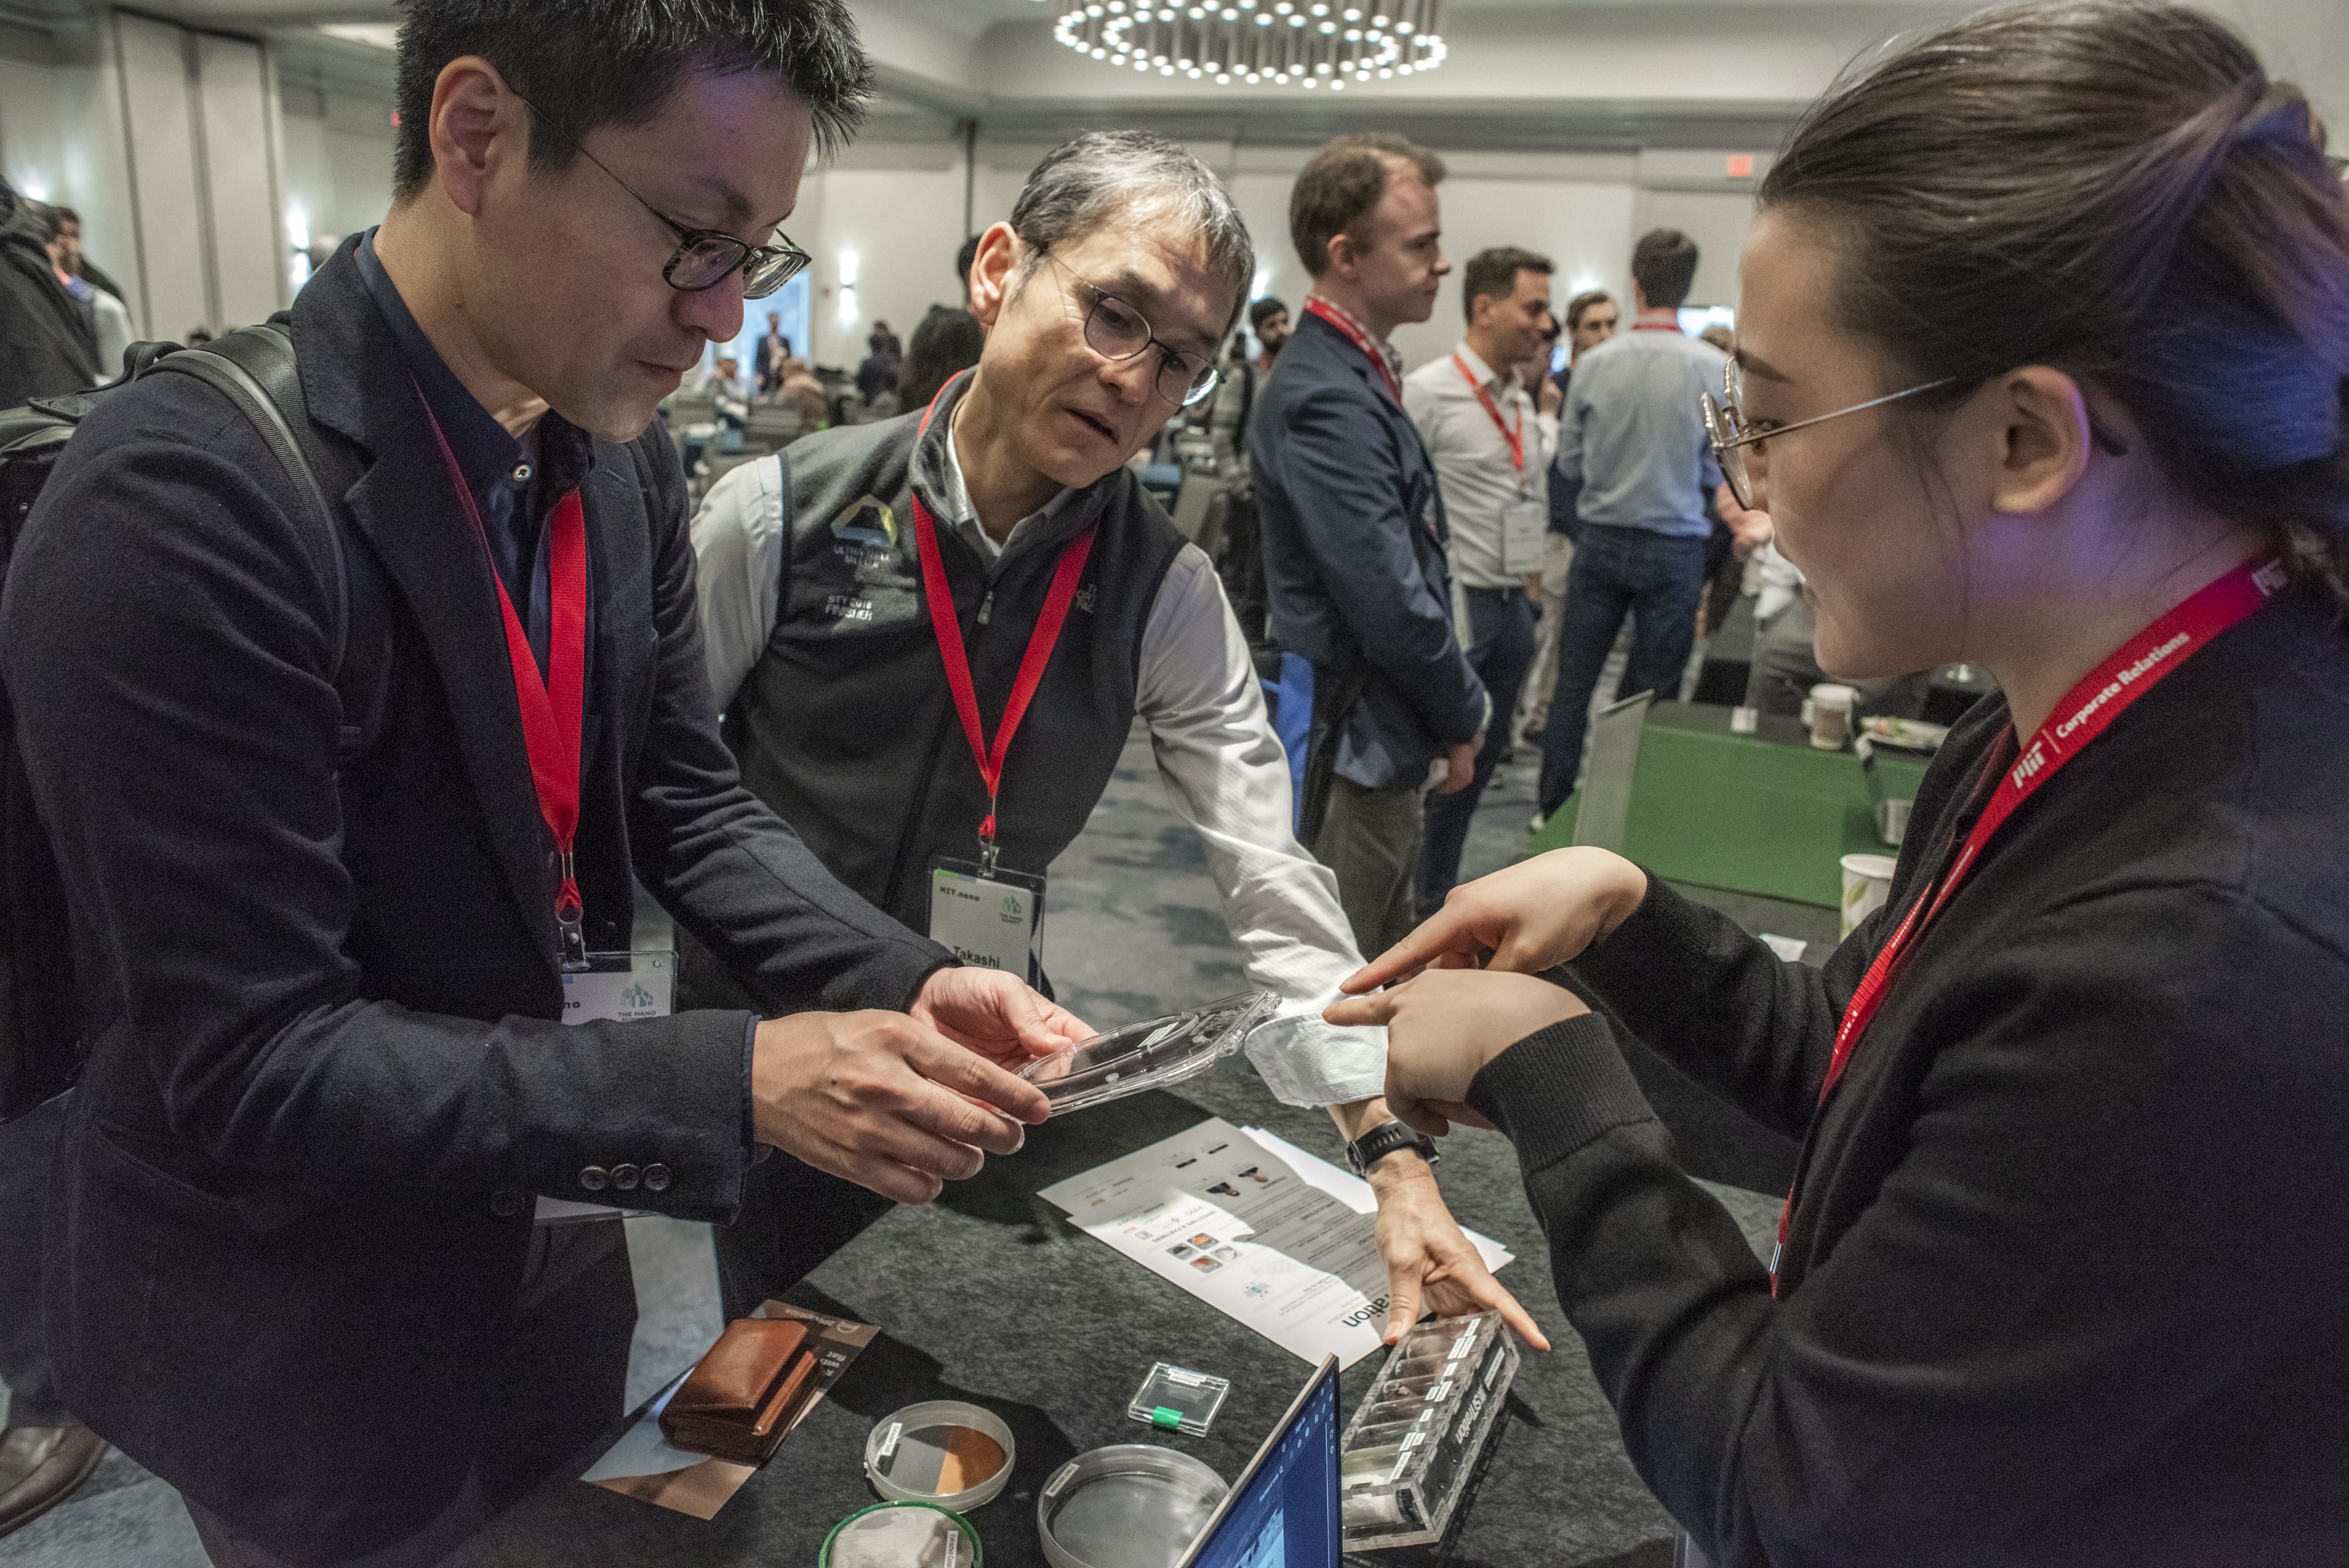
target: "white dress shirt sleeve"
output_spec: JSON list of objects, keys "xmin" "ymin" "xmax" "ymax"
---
[
  {"xmin": 1135, "ymin": 545, "xmax": 1388, "ymax": 1108},
  {"xmin": 1531, "ymin": 405, "xmax": 1559, "ymax": 508},
  {"xmin": 688, "ymin": 455, "xmax": 786, "ymax": 711},
  {"xmin": 1402, "ymin": 373, "xmax": 1441, "ymax": 437}
]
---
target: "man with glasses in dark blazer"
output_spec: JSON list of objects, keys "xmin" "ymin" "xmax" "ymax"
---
[{"xmin": 0, "ymin": 5, "xmax": 1085, "ymax": 1562}]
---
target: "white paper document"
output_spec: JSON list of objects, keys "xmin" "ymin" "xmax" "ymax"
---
[{"xmin": 1039, "ymin": 1117, "xmax": 1515, "ymax": 1370}]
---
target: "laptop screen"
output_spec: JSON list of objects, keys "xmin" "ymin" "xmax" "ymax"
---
[{"xmin": 1179, "ymin": 1353, "xmax": 1342, "ymax": 1568}]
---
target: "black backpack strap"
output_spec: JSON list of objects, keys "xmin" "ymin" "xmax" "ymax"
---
[{"xmin": 155, "ymin": 326, "xmax": 391, "ymax": 761}]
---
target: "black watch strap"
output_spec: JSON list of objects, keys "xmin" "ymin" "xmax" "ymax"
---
[{"xmin": 1345, "ymin": 1119, "xmax": 1437, "ymax": 1176}]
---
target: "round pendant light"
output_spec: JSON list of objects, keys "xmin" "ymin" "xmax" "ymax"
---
[{"xmin": 1052, "ymin": 1, "xmax": 1449, "ymax": 91}]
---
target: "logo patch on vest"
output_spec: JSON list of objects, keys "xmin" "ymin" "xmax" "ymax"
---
[
  {"xmin": 1075, "ymin": 583, "xmax": 1098, "ymax": 614},
  {"xmin": 831, "ymin": 494, "xmax": 897, "ymax": 546},
  {"xmin": 829, "ymin": 494, "xmax": 902, "ymax": 574}
]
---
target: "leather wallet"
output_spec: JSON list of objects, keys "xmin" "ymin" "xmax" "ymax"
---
[{"xmin": 660, "ymin": 1317, "xmax": 820, "ymax": 1466}]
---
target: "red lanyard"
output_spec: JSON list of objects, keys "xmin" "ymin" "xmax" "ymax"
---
[
  {"xmin": 1451, "ymin": 353, "xmax": 1525, "ymax": 472},
  {"xmin": 909, "ymin": 387, "xmax": 1096, "ymax": 874},
  {"xmin": 1770, "ymin": 553, "xmax": 2286, "ymax": 1291},
  {"xmin": 1305, "ymin": 296, "xmax": 1401, "ymax": 403},
  {"xmin": 418, "ymin": 394, "xmax": 591, "ymax": 968}
]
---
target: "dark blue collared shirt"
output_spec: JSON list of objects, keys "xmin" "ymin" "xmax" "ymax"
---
[{"xmin": 355, "ymin": 228, "xmax": 591, "ymax": 675}]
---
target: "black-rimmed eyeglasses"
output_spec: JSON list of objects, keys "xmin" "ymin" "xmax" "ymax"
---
[
  {"xmin": 510, "ymin": 90, "xmax": 811, "ymax": 300},
  {"xmin": 1049, "ymin": 254, "xmax": 1222, "ymax": 408},
  {"xmin": 1702, "ymin": 358, "xmax": 1953, "ymax": 511}
]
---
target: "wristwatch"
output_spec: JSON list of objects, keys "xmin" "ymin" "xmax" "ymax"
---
[{"xmin": 1344, "ymin": 1120, "xmax": 1439, "ymax": 1177}]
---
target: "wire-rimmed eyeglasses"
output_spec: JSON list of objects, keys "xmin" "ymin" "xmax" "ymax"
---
[
  {"xmin": 1702, "ymin": 358, "xmax": 1954, "ymax": 511},
  {"xmin": 1048, "ymin": 254, "xmax": 1223, "ymax": 408},
  {"xmin": 510, "ymin": 89, "xmax": 811, "ymax": 300}
]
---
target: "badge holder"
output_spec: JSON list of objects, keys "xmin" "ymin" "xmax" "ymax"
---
[
  {"xmin": 928, "ymin": 853, "xmax": 1046, "ymax": 987},
  {"xmin": 1500, "ymin": 496, "xmax": 1546, "ymax": 576},
  {"xmin": 1019, "ymin": 991, "xmax": 1278, "ymax": 1115},
  {"xmin": 559, "ymin": 950, "xmax": 676, "ymax": 1024}
]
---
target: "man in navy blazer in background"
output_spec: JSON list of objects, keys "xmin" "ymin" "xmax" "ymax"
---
[
  {"xmin": 1250, "ymin": 133, "xmax": 1488, "ymax": 959},
  {"xmin": 0, "ymin": 3, "xmax": 1084, "ymax": 1563}
]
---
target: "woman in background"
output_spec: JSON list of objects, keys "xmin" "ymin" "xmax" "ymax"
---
[{"xmin": 1336, "ymin": 5, "xmax": 2349, "ymax": 1563}]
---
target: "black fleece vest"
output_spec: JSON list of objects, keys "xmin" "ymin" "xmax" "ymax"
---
[{"xmin": 720, "ymin": 380, "xmax": 1188, "ymax": 960}]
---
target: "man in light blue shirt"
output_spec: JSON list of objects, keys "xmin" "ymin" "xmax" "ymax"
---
[{"xmin": 1536, "ymin": 228, "xmax": 1727, "ymax": 817}]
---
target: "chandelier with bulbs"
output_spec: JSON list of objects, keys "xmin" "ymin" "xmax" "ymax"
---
[{"xmin": 1052, "ymin": 1, "xmax": 1448, "ymax": 91}]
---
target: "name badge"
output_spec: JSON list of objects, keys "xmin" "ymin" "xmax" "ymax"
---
[
  {"xmin": 536, "ymin": 951, "xmax": 675, "ymax": 1224},
  {"xmin": 1501, "ymin": 498, "xmax": 1546, "ymax": 575},
  {"xmin": 928, "ymin": 857, "xmax": 1045, "ymax": 987}
]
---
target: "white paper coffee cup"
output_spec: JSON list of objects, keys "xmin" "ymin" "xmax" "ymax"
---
[
  {"xmin": 1809, "ymin": 684, "xmax": 1857, "ymax": 750},
  {"xmin": 1839, "ymin": 852, "xmax": 1898, "ymax": 936}
]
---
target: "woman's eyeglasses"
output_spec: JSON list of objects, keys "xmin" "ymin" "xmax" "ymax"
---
[
  {"xmin": 512, "ymin": 91, "xmax": 811, "ymax": 300},
  {"xmin": 1049, "ymin": 254, "xmax": 1222, "ymax": 408},
  {"xmin": 1702, "ymin": 358, "xmax": 1954, "ymax": 510}
]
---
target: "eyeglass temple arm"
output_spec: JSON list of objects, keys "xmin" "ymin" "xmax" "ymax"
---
[{"xmin": 1713, "ymin": 377, "xmax": 1957, "ymax": 452}]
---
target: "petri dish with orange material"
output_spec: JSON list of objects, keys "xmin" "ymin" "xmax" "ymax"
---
[{"xmin": 865, "ymin": 1401, "xmax": 1017, "ymax": 1513}]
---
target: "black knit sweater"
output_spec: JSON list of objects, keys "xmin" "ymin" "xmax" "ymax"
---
[{"xmin": 1466, "ymin": 586, "xmax": 2349, "ymax": 1565}]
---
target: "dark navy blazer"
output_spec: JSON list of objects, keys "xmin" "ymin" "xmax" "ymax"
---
[
  {"xmin": 1248, "ymin": 309, "xmax": 1485, "ymax": 788},
  {"xmin": 0, "ymin": 238, "xmax": 949, "ymax": 1557}
]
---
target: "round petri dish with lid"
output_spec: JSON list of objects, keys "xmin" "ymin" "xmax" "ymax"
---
[
  {"xmin": 865, "ymin": 1400, "xmax": 1017, "ymax": 1513},
  {"xmin": 1036, "ymin": 1443, "xmax": 1228, "ymax": 1568},
  {"xmin": 820, "ymin": 1500, "xmax": 982, "ymax": 1568},
  {"xmin": 1020, "ymin": 993, "xmax": 1278, "ymax": 1116}
]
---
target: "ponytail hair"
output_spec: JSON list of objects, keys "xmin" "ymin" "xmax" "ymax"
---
[{"xmin": 1760, "ymin": 1, "xmax": 2349, "ymax": 607}]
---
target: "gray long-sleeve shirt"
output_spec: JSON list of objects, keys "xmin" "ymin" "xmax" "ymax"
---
[{"xmin": 1555, "ymin": 321, "xmax": 1725, "ymax": 537}]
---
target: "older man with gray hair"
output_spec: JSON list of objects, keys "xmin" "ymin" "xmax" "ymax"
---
[{"xmin": 691, "ymin": 131, "xmax": 1541, "ymax": 1347}]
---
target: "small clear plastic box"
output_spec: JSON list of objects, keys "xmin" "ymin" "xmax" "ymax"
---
[
  {"xmin": 1126, "ymin": 1362, "xmax": 1231, "ymax": 1437},
  {"xmin": 1337, "ymin": 1311, "xmax": 1520, "ymax": 1550}
]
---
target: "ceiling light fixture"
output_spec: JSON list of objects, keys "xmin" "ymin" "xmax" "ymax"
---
[{"xmin": 1052, "ymin": 0, "xmax": 1446, "ymax": 91}]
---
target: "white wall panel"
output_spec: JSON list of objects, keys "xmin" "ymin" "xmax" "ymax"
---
[
  {"xmin": 194, "ymin": 33, "xmax": 285, "ymax": 327},
  {"xmin": 113, "ymin": 11, "xmax": 206, "ymax": 341},
  {"xmin": 1631, "ymin": 188, "xmax": 1757, "ymax": 313},
  {"xmin": 796, "ymin": 163, "xmax": 970, "ymax": 367},
  {"xmin": 0, "ymin": 58, "xmax": 67, "ymax": 208}
]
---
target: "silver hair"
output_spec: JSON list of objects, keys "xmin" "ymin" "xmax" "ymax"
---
[{"xmin": 1009, "ymin": 130, "xmax": 1255, "ymax": 335}]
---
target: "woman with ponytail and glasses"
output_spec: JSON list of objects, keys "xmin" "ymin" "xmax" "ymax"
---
[{"xmin": 1330, "ymin": 5, "xmax": 2349, "ymax": 1562}]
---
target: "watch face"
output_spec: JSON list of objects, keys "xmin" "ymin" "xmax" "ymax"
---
[{"xmin": 1019, "ymin": 992, "xmax": 1278, "ymax": 1115}]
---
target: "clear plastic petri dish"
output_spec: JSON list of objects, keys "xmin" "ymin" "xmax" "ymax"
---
[
  {"xmin": 865, "ymin": 1400, "xmax": 1017, "ymax": 1513},
  {"xmin": 1036, "ymin": 1443, "xmax": 1227, "ymax": 1568},
  {"xmin": 1021, "ymin": 992, "xmax": 1278, "ymax": 1115}
]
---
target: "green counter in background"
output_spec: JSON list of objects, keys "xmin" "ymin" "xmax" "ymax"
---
[{"xmin": 1522, "ymin": 701, "xmax": 1931, "ymax": 908}]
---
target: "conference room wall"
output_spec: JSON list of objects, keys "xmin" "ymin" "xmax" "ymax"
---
[
  {"xmin": 838, "ymin": 144, "xmax": 1740, "ymax": 380},
  {"xmin": 278, "ymin": 81, "xmax": 396, "ymax": 263},
  {"xmin": 788, "ymin": 151, "xmax": 974, "ymax": 372},
  {"xmin": 0, "ymin": 46, "xmax": 140, "ymax": 339},
  {"xmin": 0, "ymin": 14, "xmax": 286, "ymax": 345}
]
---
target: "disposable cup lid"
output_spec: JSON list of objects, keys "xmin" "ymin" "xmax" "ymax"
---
[{"xmin": 1021, "ymin": 992, "xmax": 1278, "ymax": 1116}]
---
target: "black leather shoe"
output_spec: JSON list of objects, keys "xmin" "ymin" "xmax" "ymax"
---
[{"xmin": 0, "ymin": 1421, "xmax": 109, "ymax": 1538}]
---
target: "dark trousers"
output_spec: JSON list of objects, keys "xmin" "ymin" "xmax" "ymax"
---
[
  {"xmin": 1310, "ymin": 776, "xmax": 1427, "ymax": 962},
  {"xmin": 189, "ymin": 1216, "xmax": 636, "ymax": 1567},
  {"xmin": 0, "ymin": 1094, "xmax": 64, "ymax": 1428},
  {"xmin": 1538, "ymin": 525, "xmax": 1710, "ymax": 814},
  {"xmin": 713, "ymin": 1150, "xmax": 900, "ymax": 1320},
  {"xmin": 1417, "ymin": 586, "xmax": 1537, "ymax": 913}
]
